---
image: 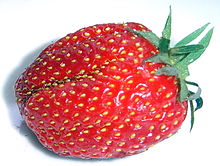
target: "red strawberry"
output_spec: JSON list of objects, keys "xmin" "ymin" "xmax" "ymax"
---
[{"xmin": 15, "ymin": 9, "xmax": 213, "ymax": 159}]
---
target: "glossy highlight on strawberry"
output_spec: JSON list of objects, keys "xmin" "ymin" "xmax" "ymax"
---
[{"xmin": 14, "ymin": 9, "xmax": 213, "ymax": 159}]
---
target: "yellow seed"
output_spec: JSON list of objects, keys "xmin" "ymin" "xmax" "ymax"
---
[
  {"xmin": 135, "ymin": 124, "xmax": 140, "ymax": 129},
  {"xmin": 112, "ymin": 116, "xmax": 119, "ymax": 120},
  {"xmin": 89, "ymin": 107, "xmax": 95, "ymax": 111},
  {"xmin": 102, "ymin": 111, "xmax": 109, "ymax": 115},
  {"xmin": 108, "ymin": 84, "xmax": 115, "ymax": 88},
  {"xmin": 130, "ymin": 133, "xmax": 136, "ymax": 138},
  {"xmin": 129, "ymin": 111, "xmax": 135, "ymax": 115},
  {"xmin": 150, "ymin": 107, "xmax": 155, "ymax": 111},
  {"xmin": 138, "ymin": 47, "xmax": 143, "ymax": 51},
  {"xmin": 84, "ymin": 32, "xmax": 90, "ymax": 37},
  {"xmin": 92, "ymin": 96, "xmax": 98, "ymax": 101},
  {"xmin": 66, "ymin": 133, "xmax": 72, "ymax": 137},
  {"xmin": 163, "ymin": 104, "xmax": 169, "ymax": 108},
  {"xmin": 105, "ymin": 102, "xmax": 112, "ymax": 106},
  {"xmin": 114, "ymin": 75, "xmax": 121, "ymax": 80},
  {"xmin": 78, "ymin": 103, "xmax": 84, "ymax": 107},
  {"xmin": 133, "ymin": 145, "xmax": 140, "ymax": 148},
  {"xmin": 122, "ymin": 69, "xmax": 128, "ymax": 72},
  {"xmin": 160, "ymin": 124, "xmax": 166, "ymax": 130},
  {"xmin": 105, "ymin": 122, "xmax": 111, "ymax": 126},
  {"xmin": 138, "ymin": 54, "xmax": 144, "ymax": 58},
  {"xmin": 128, "ymin": 52, "xmax": 134, "ymax": 56},
  {"xmin": 100, "ymin": 128, "xmax": 107, "ymax": 132},
  {"xmin": 166, "ymin": 93, "xmax": 172, "ymax": 98},
  {"xmin": 96, "ymin": 136, "xmax": 102, "ymax": 140},
  {"xmin": 124, "ymin": 118, "xmax": 130, "ymax": 122},
  {"xmin": 83, "ymin": 117, "xmax": 90, "ymax": 121},
  {"xmin": 134, "ymin": 98, "xmax": 139, "ymax": 103},
  {"xmin": 83, "ymin": 130, "xmax": 89, "ymax": 134},
  {"xmin": 121, "ymin": 40, "xmax": 127, "ymax": 44},
  {"xmin": 82, "ymin": 83, "xmax": 88, "ymax": 87},
  {"xmin": 55, "ymin": 102, "xmax": 60, "ymax": 105},
  {"xmin": 106, "ymin": 140, "xmax": 112, "ymax": 145},
  {"xmin": 115, "ymin": 148, "xmax": 122, "ymax": 152},
  {"xmin": 53, "ymin": 113, "xmax": 59, "ymax": 117},
  {"xmin": 149, "ymin": 125, "xmax": 155, "ymax": 130},
  {"xmin": 115, "ymin": 132, "xmax": 121, "ymax": 136},
  {"xmin": 87, "ymin": 125, "xmax": 94, "ymax": 128},
  {"xmin": 84, "ymin": 57, "xmax": 90, "ymax": 62},
  {"xmin": 120, "ymin": 50, "xmax": 126, "ymax": 54},
  {"xmin": 149, "ymin": 78, "xmax": 155, "ymax": 82},
  {"xmin": 30, "ymin": 115, "xmax": 35, "ymax": 120},
  {"xmin": 127, "ymin": 80, "xmax": 133, "ymax": 84},
  {"xmin": 60, "ymin": 127, "xmax": 65, "ymax": 131},
  {"xmin": 42, "ymin": 113, "xmax": 48, "ymax": 117},
  {"xmin": 93, "ymin": 87, "xmax": 100, "ymax": 91},
  {"xmin": 69, "ymin": 142, "xmax": 75, "ymax": 145},
  {"xmin": 95, "ymin": 119, "xmax": 101, "ymax": 124},
  {"xmin": 155, "ymin": 135, "xmax": 161, "ymax": 140},
  {"xmin": 167, "ymin": 112, "xmax": 174, "ymax": 117},
  {"xmin": 80, "ymin": 93, "xmax": 86, "ymax": 97},
  {"xmin": 173, "ymin": 120, "xmax": 179, "ymax": 125},
  {"xmin": 96, "ymin": 29, "xmax": 101, "ymax": 33},
  {"xmin": 108, "ymin": 39, "xmax": 114, "ymax": 43},
  {"xmin": 119, "ymin": 142, "xmax": 125, "ymax": 146},
  {"xmin": 72, "ymin": 36, "xmax": 78, "ymax": 39},
  {"xmin": 63, "ymin": 120, "xmax": 69, "ymax": 124},
  {"xmin": 79, "ymin": 138, "xmax": 85, "ymax": 142},
  {"xmin": 155, "ymin": 114, "xmax": 161, "ymax": 118},
  {"xmin": 135, "ymin": 42, "xmax": 141, "ymax": 47},
  {"xmin": 78, "ymin": 50, "xmax": 83, "ymax": 54},
  {"xmin": 112, "ymin": 48, "xmax": 117, "ymax": 52},
  {"xmin": 120, "ymin": 95, "xmax": 126, "ymax": 100},
  {"xmin": 105, "ymin": 27, "xmax": 111, "ymax": 31},
  {"xmin": 110, "ymin": 66, "xmax": 117, "ymax": 70},
  {"xmin": 100, "ymin": 47, "xmax": 106, "ymax": 51},
  {"xmin": 48, "ymin": 136, "xmax": 54, "ymax": 140},
  {"xmin": 118, "ymin": 124, "xmax": 124, "ymax": 129},
  {"xmin": 133, "ymin": 59, "xmax": 139, "ymax": 64},
  {"xmin": 74, "ymin": 113, "xmax": 79, "ymax": 117},
  {"xmin": 139, "ymin": 137, "xmax": 146, "ymax": 141},
  {"xmin": 70, "ymin": 127, "xmax": 76, "ymax": 131}
]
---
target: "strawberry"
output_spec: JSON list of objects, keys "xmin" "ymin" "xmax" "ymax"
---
[{"xmin": 15, "ymin": 8, "xmax": 213, "ymax": 159}]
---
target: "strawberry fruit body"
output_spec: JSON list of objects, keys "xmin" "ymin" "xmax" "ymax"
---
[{"xmin": 15, "ymin": 9, "xmax": 213, "ymax": 159}]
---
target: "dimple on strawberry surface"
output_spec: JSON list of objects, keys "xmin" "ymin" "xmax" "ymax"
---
[{"xmin": 15, "ymin": 13, "xmax": 213, "ymax": 158}]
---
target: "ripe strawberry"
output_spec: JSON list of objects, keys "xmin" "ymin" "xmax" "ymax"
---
[{"xmin": 15, "ymin": 9, "xmax": 213, "ymax": 159}]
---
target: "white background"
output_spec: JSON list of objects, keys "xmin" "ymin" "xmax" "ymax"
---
[{"xmin": 0, "ymin": 0, "xmax": 220, "ymax": 165}]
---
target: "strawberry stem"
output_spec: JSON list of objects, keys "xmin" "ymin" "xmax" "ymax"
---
[{"xmin": 127, "ymin": 7, "xmax": 213, "ymax": 130}]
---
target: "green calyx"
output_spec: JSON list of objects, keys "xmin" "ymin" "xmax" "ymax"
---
[{"xmin": 127, "ymin": 7, "xmax": 214, "ymax": 131}]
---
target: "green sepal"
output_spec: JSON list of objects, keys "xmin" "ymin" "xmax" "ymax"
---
[
  {"xmin": 162, "ymin": 6, "xmax": 172, "ymax": 40},
  {"xmin": 179, "ymin": 78, "xmax": 189, "ymax": 102},
  {"xmin": 126, "ymin": 27, "xmax": 160, "ymax": 47},
  {"xmin": 170, "ymin": 44, "xmax": 204, "ymax": 55},
  {"xmin": 155, "ymin": 66, "xmax": 179, "ymax": 76},
  {"xmin": 178, "ymin": 28, "xmax": 214, "ymax": 66},
  {"xmin": 127, "ymin": 6, "xmax": 213, "ymax": 131},
  {"xmin": 159, "ymin": 38, "xmax": 170, "ymax": 53},
  {"xmin": 195, "ymin": 97, "xmax": 203, "ymax": 111},
  {"xmin": 186, "ymin": 81, "xmax": 202, "ymax": 100},
  {"xmin": 143, "ymin": 53, "xmax": 173, "ymax": 65},
  {"xmin": 175, "ymin": 23, "xmax": 210, "ymax": 47},
  {"xmin": 189, "ymin": 100, "xmax": 195, "ymax": 132}
]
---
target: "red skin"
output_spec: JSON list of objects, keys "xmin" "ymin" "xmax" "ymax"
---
[{"xmin": 15, "ymin": 22, "xmax": 187, "ymax": 158}]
